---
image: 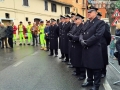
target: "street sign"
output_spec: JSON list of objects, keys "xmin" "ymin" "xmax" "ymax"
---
[
  {"xmin": 111, "ymin": 17, "xmax": 119, "ymax": 26},
  {"xmin": 112, "ymin": 9, "xmax": 120, "ymax": 18}
]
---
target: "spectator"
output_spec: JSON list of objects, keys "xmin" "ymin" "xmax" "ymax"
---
[
  {"xmin": 31, "ymin": 22, "xmax": 39, "ymax": 46},
  {"xmin": 109, "ymin": 37, "xmax": 116, "ymax": 58},
  {"xmin": 6, "ymin": 22, "xmax": 13, "ymax": 48},
  {"xmin": 0, "ymin": 23, "xmax": 8, "ymax": 49},
  {"xmin": 45, "ymin": 21, "xmax": 50, "ymax": 51}
]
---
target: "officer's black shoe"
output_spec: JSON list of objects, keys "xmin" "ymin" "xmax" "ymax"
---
[
  {"xmin": 55, "ymin": 55, "xmax": 58, "ymax": 57},
  {"xmin": 78, "ymin": 76, "xmax": 86, "ymax": 80},
  {"xmin": 67, "ymin": 62, "xmax": 71, "ymax": 65},
  {"xmin": 101, "ymin": 74, "xmax": 106, "ymax": 78},
  {"xmin": 27, "ymin": 43, "xmax": 30, "ymax": 45},
  {"xmin": 59, "ymin": 57, "xmax": 64, "ymax": 59},
  {"xmin": 62, "ymin": 59, "xmax": 68, "ymax": 62},
  {"xmin": 82, "ymin": 82, "xmax": 93, "ymax": 87},
  {"xmin": 19, "ymin": 43, "xmax": 22, "ymax": 46},
  {"xmin": 72, "ymin": 72, "xmax": 80, "ymax": 76},
  {"xmin": 90, "ymin": 86, "xmax": 99, "ymax": 90},
  {"xmin": 49, "ymin": 54, "xmax": 53, "ymax": 56},
  {"xmin": 69, "ymin": 65, "xmax": 75, "ymax": 68}
]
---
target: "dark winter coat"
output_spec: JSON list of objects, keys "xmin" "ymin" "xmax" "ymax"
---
[
  {"xmin": 80, "ymin": 17, "xmax": 105, "ymax": 69},
  {"xmin": 49, "ymin": 24, "xmax": 59, "ymax": 49}
]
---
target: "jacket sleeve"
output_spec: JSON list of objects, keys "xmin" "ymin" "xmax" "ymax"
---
[
  {"xmin": 72, "ymin": 35, "xmax": 79, "ymax": 41},
  {"xmin": 86, "ymin": 20, "xmax": 105, "ymax": 46},
  {"xmin": 56, "ymin": 26, "xmax": 59, "ymax": 37},
  {"xmin": 103, "ymin": 23, "xmax": 111, "ymax": 45}
]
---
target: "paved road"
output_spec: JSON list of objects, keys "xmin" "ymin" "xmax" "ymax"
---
[{"xmin": 0, "ymin": 45, "xmax": 119, "ymax": 90}]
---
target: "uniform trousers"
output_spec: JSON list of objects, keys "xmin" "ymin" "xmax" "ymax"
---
[
  {"xmin": 75, "ymin": 67, "xmax": 86, "ymax": 77},
  {"xmin": 50, "ymin": 49, "xmax": 58, "ymax": 55},
  {"xmin": 87, "ymin": 68, "xmax": 102, "ymax": 88},
  {"xmin": 65, "ymin": 54, "xmax": 69, "ymax": 62},
  {"xmin": 46, "ymin": 39, "xmax": 50, "ymax": 50},
  {"xmin": 8, "ymin": 38, "xmax": 13, "ymax": 48}
]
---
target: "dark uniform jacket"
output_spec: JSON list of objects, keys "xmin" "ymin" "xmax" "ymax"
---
[
  {"xmin": 80, "ymin": 17, "xmax": 105, "ymax": 69},
  {"xmin": 58, "ymin": 22, "xmax": 64, "ymax": 49},
  {"xmin": 6, "ymin": 26, "xmax": 13, "ymax": 38},
  {"xmin": 70, "ymin": 24, "xmax": 83, "ymax": 67},
  {"xmin": 60, "ymin": 21, "xmax": 71, "ymax": 54},
  {"xmin": 101, "ymin": 22, "xmax": 111, "ymax": 66},
  {"xmin": 49, "ymin": 24, "xmax": 59, "ymax": 49},
  {"xmin": 115, "ymin": 29, "xmax": 120, "ymax": 65}
]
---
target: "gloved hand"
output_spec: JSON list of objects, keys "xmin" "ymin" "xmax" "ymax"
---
[
  {"xmin": 81, "ymin": 40, "xmax": 87, "ymax": 48},
  {"xmin": 68, "ymin": 33, "xmax": 73, "ymax": 40}
]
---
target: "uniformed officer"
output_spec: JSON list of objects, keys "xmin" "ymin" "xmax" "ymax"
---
[
  {"xmin": 70, "ymin": 13, "xmax": 76, "ymax": 28},
  {"xmin": 97, "ymin": 12, "xmax": 111, "ymax": 78},
  {"xmin": 80, "ymin": 5, "xmax": 105, "ymax": 90},
  {"xmin": 68, "ymin": 13, "xmax": 86, "ymax": 80},
  {"xmin": 68, "ymin": 13, "xmax": 76, "ymax": 66},
  {"xmin": 58, "ymin": 15, "xmax": 65, "ymax": 59},
  {"xmin": 49, "ymin": 18, "xmax": 59, "ymax": 57},
  {"xmin": 61, "ymin": 15, "xmax": 71, "ymax": 62}
]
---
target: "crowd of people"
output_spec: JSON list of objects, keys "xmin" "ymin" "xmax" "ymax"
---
[
  {"xmin": 0, "ymin": 22, "xmax": 13, "ymax": 48},
  {"xmin": 1, "ymin": 5, "xmax": 120, "ymax": 90}
]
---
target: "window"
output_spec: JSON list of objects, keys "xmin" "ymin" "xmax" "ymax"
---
[
  {"xmin": 44, "ymin": 1, "xmax": 48, "ymax": 10},
  {"xmin": 65, "ymin": 7, "xmax": 70, "ymax": 14},
  {"xmin": 23, "ymin": 0, "xmax": 29, "ymax": 6},
  {"xmin": 76, "ymin": 0, "xmax": 78, "ymax": 3},
  {"xmin": 25, "ymin": 17, "xmax": 28, "ymax": 21},
  {"xmin": 82, "ymin": 9, "xmax": 84, "ymax": 16},
  {"xmin": 76, "ymin": 8, "xmax": 78, "ymax": 13},
  {"xmin": 51, "ymin": 3, "xmax": 57, "ymax": 12},
  {"xmin": 5, "ymin": 13, "xmax": 10, "ymax": 18},
  {"xmin": 82, "ymin": 0, "xmax": 84, "ymax": 4}
]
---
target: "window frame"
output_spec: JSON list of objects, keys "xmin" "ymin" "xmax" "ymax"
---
[
  {"xmin": 65, "ymin": 7, "xmax": 70, "ymax": 14},
  {"xmin": 44, "ymin": 0, "xmax": 48, "ymax": 11},
  {"xmin": 23, "ymin": 0, "xmax": 29, "ymax": 6},
  {"xmin": 51, "ymin": 3, "xmax": 57, "ymax": 12}
]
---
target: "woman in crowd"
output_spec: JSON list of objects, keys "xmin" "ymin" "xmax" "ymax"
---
[{"xmin": 0, "ymin": 23, "xmax": 8, "ymax": 48}]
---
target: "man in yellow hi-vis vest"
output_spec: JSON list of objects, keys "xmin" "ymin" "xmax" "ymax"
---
[
  {"xmin": 27, "ymin": 21, "xmax": 32, "ymax": 45},
  {"xmin": 39, "ymin": 21, "xmax": 46, "ymax": 50},
  {"xmin": 18, "ymin": 21, "xmax": 26, "ymax": 46}
]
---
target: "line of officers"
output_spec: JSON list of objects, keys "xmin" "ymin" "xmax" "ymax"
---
[{"xmin": 48, "ymin": 6, "xmax": 111, "ymax": 90}]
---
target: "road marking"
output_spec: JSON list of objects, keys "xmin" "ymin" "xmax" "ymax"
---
[
  {"xmin": 13, "ymin": 61, "xmax": 24, "ymax": 67},
  {"xmin": 103, "ymin": 79, "xmax": 112, "ymax": 90},
  {"xmin": 31, "ymin": 51, "xmax": 38, "ymax": 55}
]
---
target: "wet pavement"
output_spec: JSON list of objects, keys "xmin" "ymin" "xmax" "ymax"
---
[{"xmin": 0, "ymin": 45, "xmax": 119, "ymax": 90}]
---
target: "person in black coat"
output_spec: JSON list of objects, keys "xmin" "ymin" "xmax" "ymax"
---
[
  {"xmin": 97, "ymin": 12, "xmax": 111, "ymax": 78},
  {"xmin": 44, "ymin": 20, "xmax": 50, "ymax": 51},
  {"xmin": 67, "ymin": 13, "xmax": 76, "ymax": 66},
  {"xmin": 80, "ymin": 6, "xmax": 105, "ymax": 90},
  {"xmin": 60, "ymin": 15, "xmax": 71, "ymax": 62},
  {"xmin": 6, "ymin": 22, "xmax": 13, "ymax": 48},
  {"xmin": 114, "ymin": 27, "xmax": 120, "ymax": 65},
  {"xmin": 68, "ymin": 13, "xmax": 86, "ymax": 80},
  {"xmin": 49, "ymin": 19, "xmax": 59, "ymax": 57},
  {"xmin": 58, "ymin": 15, "xmax": 65, "ymax": 59}
]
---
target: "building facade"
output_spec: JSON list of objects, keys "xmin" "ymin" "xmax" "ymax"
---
[
  {"xmin": 0, "ymin": 0, "xmax": 72, "ymax": 26},
  {"xmin": 58, "ymin": 0, "xmax": 87, "ymax": 20}
]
